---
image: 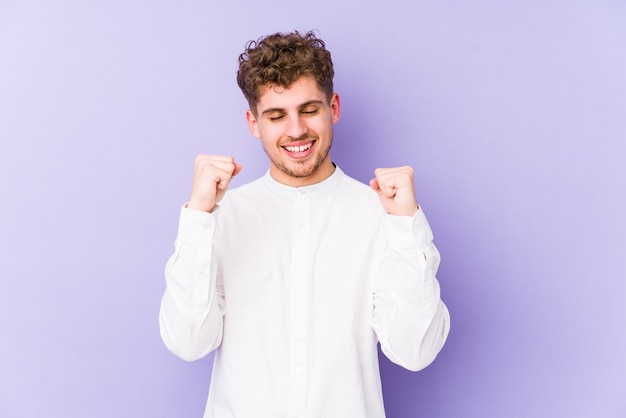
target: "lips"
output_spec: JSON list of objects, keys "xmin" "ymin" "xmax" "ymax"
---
[
  {"xmin": 284, "ymin": 142, "xmax": 313, "ymax": 152},
  {"xmin": 282, "ymin": 140, "xmax": 315, "ymax": 158}
]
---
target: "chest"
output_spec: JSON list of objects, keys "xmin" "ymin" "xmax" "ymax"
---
[{"xmin": 214, "ymin": 194, "xmax": 386, "ymax": 301}]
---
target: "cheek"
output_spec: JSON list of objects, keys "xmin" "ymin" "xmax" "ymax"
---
[
  {"xmin": 256, "ymin": 123, "xmax": 274, "ymax": 140},
  {"xmin": 313, "ymin": 119, "xmax": 333, "ymax": 136},
  {"xmin": 263, "ymin": 126, "xmax": 283, "ymax": 141},
  {"xmin": 258, "ymin": 126, "xmax": 283, "ymax": 147}
]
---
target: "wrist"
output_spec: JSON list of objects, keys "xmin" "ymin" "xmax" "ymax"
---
[{"xmin": 187, "ymin": 199, "xmax": 214, "ymax": 213}]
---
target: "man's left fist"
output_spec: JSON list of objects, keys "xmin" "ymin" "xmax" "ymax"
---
[{"xmin": 369, "ymin": 166, "xmax": 420, "ymax": 217}]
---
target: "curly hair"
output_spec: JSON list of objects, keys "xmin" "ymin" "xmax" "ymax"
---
[{"xmin": 237, "ymin": 30, "xmax": 334, "ymax": 114}]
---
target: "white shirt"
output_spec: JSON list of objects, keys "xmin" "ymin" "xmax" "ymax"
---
[{"xmin": 159, "ymin": 167, "xmax": 450, "ymax": 418}]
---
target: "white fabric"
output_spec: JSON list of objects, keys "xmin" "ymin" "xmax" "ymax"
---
[{"xmin": 159, "ymin": 167, "xmax": 450, "ymax": 418}]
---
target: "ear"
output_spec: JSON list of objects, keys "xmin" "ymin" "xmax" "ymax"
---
[
  {"xmin": 330, "ymin": 93, "xmax": 341, "ymax": 123},
  {"xmin": 246, "ymin": 109, "xmax": 261, "ymax": 138}
]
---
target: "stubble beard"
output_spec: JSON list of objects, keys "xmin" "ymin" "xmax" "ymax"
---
[{"xmin": 265, "ymin": 134, "xmax": 333, "ymax": 179}]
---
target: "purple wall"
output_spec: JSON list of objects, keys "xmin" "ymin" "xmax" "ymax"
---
[{"xmin": 1, "ymin": 1, "xmax": 625, "ymax": 417}]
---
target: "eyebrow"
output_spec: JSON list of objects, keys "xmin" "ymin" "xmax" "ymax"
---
[{"xmin": 260, "ymin": 100, "xmax": 325, "ymax": 116}]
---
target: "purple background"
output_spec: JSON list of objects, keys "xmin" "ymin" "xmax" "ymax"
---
[{"xmin": 1, "ymin": 1, "xmax": 625, "ymax": 417}]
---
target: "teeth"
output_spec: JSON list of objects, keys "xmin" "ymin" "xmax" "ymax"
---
[{"xmin": 285, "ymin": 143, "xmax": 312, "ymax": 152}]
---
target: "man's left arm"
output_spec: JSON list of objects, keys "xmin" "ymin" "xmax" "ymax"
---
[{"xmin": 370, "ymin": 166, "xmax": 451, "ymax": 371}]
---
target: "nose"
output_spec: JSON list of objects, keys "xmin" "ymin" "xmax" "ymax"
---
[{"xmin": 285, "ymin": 114, "xmax": 308, "ymax": 139}]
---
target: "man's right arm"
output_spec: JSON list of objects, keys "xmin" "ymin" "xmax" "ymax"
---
[
  {"xmin": 158, "ymin": 155, "xmax": 241, "ymax": 361},
  {"xmin": 159, "ymin": 207, "xmax": 224, "ymax": 361}
]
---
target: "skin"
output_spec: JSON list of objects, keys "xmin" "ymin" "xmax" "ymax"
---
[
  {"xmin": 187, "ymin": 76, "xmax": 419, "ymax": 217},
  {"xmin": 246, "ymin": 76, "xmax": 339, "ymax": 188}
]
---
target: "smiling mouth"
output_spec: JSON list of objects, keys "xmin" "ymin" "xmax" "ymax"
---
[{"xmin": 283, "ymin": 142, "xmax": 313, "ymax": 153}]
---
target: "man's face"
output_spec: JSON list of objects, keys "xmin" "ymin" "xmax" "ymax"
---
[{"xmin": 246, "ymin": 76, "xmax": 341, "ymax": 187}]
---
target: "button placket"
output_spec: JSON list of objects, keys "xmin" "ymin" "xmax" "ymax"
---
[{"xmin": 288, "ymin": 189, "xmax": 310, "ymax": 416}]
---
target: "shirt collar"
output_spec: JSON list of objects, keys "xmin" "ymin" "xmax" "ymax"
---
[{"xmin": 263, "ymin": 164, "xmax": 344, "ymax": 197}]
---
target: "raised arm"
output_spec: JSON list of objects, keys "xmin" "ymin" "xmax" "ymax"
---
[
  {"xmin": 159, "ymin": 155, "xmax": 241, "ymax": 361},
  {"xmin": 370, "ymin": 166, "xmax": 450, "ymax": 371}
]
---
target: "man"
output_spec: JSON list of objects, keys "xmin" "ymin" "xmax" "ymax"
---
[{"xmin": 159, "ymin": 30, "xmax": 450, "ymax": 418}]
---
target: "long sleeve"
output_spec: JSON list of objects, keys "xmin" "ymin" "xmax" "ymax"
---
[
  {"xmin": 159, "ymin": 206, "xmax": 225, "ymax": 362},
  {"xmin": 371, "ymin": 209, "xmax": 450, "ymax": 371}
]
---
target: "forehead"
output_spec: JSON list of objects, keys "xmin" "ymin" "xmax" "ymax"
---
[{"xmin": 256, "ymin": 76, "xmax": 326, "ymax": 112}]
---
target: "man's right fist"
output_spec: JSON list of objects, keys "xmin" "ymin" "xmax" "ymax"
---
[{"xmin": 188, "ymin": 155, "xmax": 242, "ymax": 212}]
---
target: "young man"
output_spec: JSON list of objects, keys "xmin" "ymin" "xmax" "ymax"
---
[{"xmin": 159, "ymin": 31, "xmax": 450, "ymax": 418}]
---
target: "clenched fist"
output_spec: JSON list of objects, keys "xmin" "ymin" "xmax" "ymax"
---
[
  {"xmin": 369, "ymin": 166, "xmax": 420, "ymax": 217},
  {"xmin": 188, "ymin": 155, "xmax": 242, "ymax": 212}
]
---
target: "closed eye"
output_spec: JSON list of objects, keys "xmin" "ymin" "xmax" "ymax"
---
[{"xmin": 301, "ymin": 108, "xmax": 319, "ymax": 116}]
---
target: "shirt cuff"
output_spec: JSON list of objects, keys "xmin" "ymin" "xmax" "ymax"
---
[
  {"xmin": 385, "ymin": 208, "xmax": 434, "ymax": 250},
  {"xmin": 176, "ymin": 205, "xmax": 216, "ymax": 244}
]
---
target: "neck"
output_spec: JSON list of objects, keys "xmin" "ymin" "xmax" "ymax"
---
[{"xmin": 270, "ymin": 159, "xmax": 336, "ymax": 187}]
